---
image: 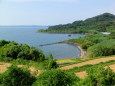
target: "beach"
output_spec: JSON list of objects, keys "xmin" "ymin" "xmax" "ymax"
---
[{"xmin": 62, "ymin": 40, "xmax": 87, "ymax": 58}]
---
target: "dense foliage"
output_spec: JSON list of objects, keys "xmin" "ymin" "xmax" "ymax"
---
[
  {"xmin": 69, "ymin": 33, "xmax": 115, "ymax": 57},
  {"xmin": 32, "ymin": 69, "xmax": 80, "ymax": 86},
  {"xmin": 0, "ymin": 62, "xmax": 114, "ymax": 86},
  {"xmin": 0, "ymin": 40, "xmax": 45, "ymax": 61},
  {"xmin": 39, "ymin": 13, "xmax": 115, "ymax": 33},
  {"xmin": 108, "ymin": 31, "xmax": 115, "ymax": 39},
  {"xmin": 0, "ymin": 40, "xmax": 10, "ymax": 47},
  {"xmin": 32, "ymin": 65, "xmax": 115, "ymax": 86},
  {"xmin": 0, "ymin": 65, "xmax": 36, "ymax": 86},
  {"xmin": 69, "ymin": 34, "xmax": 108, "ymax": 49},
  {"xmin": 77, "ymin": 66, "xmax": 115, "ymax": 86},
  {"xmin": 88, "ymin": 39, "xmax": 115, "ymax": 57},
  {"xmin": 0, "ymin": 40, "xmax": 58, "ymax": 70},
  {"xmin": 39, "ymin": 54, "xmax": 58, "ymax": 69}
]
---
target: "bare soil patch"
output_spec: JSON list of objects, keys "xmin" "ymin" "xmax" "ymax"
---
[
  {"xmin": 75, "ymin": 71, "xmax": 87, "ymax": 79},
  {"xmin": 0, "ymin": 62, "xmax": 42, "ymax": 76}
]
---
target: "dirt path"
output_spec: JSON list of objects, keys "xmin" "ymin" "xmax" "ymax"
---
[
  {"xmin": 60, "ymin": 57, "xmax": 115, "ymax": 70},
  {"xmin": 75, "ymin": 64, "xmax": 115, "ymax": 79},
  {"xmin": 0, "ymin": 56, "xmax": 115, "ymax": 78},
  {"xmin": 0, "ymin": 62, "xmax": 11, "ymax": 73}
]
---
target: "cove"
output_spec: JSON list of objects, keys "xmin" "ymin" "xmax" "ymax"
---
[{"xmin": 0, "ymin": 26, "xmax": 85, "ymax": 59}]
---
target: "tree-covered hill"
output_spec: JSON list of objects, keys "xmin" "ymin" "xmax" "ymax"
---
[{"xmin": 39, "ymin": 13, "xmax": 115, "ymax": 34}]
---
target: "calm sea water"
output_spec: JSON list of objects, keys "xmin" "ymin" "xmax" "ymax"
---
[{"xmin": 0, "ymin": 26, "xmax": 85, "ymax": 59}]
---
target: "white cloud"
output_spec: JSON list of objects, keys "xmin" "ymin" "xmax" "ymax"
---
[{"xmin": 5, "ymin": 0, "xmax": 79, "ymax": 2}]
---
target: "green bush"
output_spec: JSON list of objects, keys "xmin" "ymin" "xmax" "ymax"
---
[
  {"xmin": 69, "ymin": 34, "xmax": 109, "ymax": 50},
  {"xmin": 88, "ymin": 39, "xmax": 115, "ymax": 57},
  {"xmin": 108, "ymin": 31, "xmax": 115, "ymax": 39},
  {"xmin": 39, "ymin": 60, "xmax": 58, "ymax": 69},
  {"xmin": 0, "ymin": 41, "xmax": 45, "ymax": 61},
  {"xmin": 32, "ymin": 69, "xmax": 80, "ymax": 86},
  {"xmin": 0, "ymin": 57, "xmax": 13, "ymax": 62},
  {"xmin": 38, "ymin": 54, "xmax": 58, "ymax": 69},
  {"xmin": 0, "ymin": 40, "xmax": 10, "ymax": 47},
  {"xmin": 0, "ymin": 65, "xmax": 36, "ymax": 86},
  {"xmin": 81, "ymin": 41, "xmax": 95, "ymax": 49},
  {"xmin": 77, "ymin": 66, "xmax": 115, "ymax": 86}
]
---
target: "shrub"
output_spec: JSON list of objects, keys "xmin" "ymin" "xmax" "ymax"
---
[
  {"xmin": 32, "ymin": 69, "xmax": 80, "ymax": 86},
  {"xmin": 81, "ymin": 41, "xmax": 95, "ymax": 49},
  {"xmin": 78, "ymin": 66, "xmax": 115, "ymax": 86},
  {"xmin": 0, "ymin": 65, "xmax": 36, "ymax": 86},
  {"xmin": 108, "ymin": 31, "xmax": 115, "ymax": 39},
  {"xmin": 0, "ymin": 41, "xmax": 45, "ymax": 61},
  {"xmin": 0, "ymin": 40, "xmax": 10, "ymax": 47},
  {"xmin": 88, "ymin": 39, "xmax": 115, "ymax": 57},
  {"xmin": 39, "ymin": 54, "xmax": 58, "ymax": 69}
]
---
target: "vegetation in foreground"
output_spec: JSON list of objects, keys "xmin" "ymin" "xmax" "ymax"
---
[
  {"xmin": 76, "ymin": 65, "xmax": 115, "ymax": 86},
  {"xmin": 0, "ymin": 65, "xmax": 36, "ymax": 86},
  {"xmin": 0, "ymin": 40, "xmax": 58, "ymax": 70},
  {"xmin": 32, "ymin": 69, "xmax": 79, "ymax": 86},
  {"xmin": 0, "ymin": 64, "xmax": 115, "ymax": 86}
]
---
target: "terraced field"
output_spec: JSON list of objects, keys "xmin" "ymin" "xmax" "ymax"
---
[
  {"xmin": 75, "ymin": 64, "xmax": 115, "ymax": 78},
  {"xmin": 0, "ymin": 56, "xmax": 115, "ymax": 79},
  {"xmin": 60, "ymin": 57, "xmax": 115, "ymax": 70}
]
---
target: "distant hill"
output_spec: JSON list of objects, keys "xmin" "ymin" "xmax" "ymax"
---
[{"xmin": 39, "ymin": 13, "xmax": 115, "ymax": 34}]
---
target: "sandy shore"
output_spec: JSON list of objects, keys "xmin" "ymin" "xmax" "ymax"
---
[
  {"xmin": 40, "ymin": 40, "xmax": 87, "ymax": 59},
  {"xmin": 76, "ymin": 43, "xmax": 87, "ymax": 58},
  {"xmin": 62, "ymin": 41, "xmax": 87, "ymax": 58}
]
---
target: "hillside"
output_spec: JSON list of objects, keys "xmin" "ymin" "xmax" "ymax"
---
[
  {"xmin": 39, "ymin": 13, "xmax": 115, "ymax": 33},
  {"xmin": 0, "ymin": 40, "xmax": 114, "ymax": 86}
]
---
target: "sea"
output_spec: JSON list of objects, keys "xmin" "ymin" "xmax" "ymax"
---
[{"xmin": 0, "ymin": 26, "xmax": 85, "ymax": 59}]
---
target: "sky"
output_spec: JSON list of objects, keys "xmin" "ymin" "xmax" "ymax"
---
[{"xmin": 0, "ymin": 0, "xmax": 115, "ymax": 25}]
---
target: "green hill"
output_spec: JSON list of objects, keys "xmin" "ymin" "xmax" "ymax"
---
[{"xmin": 39, "ymin": 13, "xmax": 115, "ymax": 34}]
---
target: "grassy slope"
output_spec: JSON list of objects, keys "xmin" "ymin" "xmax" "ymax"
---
[{"xmin": 0, "ymin": 56, "xmax": 115, "ymax": 79}]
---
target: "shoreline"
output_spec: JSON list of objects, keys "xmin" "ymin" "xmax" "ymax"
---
[
  {"xmin": 76, "ymin": 44, "xmax": 87, "ymax": 58},
  {"xmin": 39, "ymin": 40, "xmax": 87, "ymax": 59},
  {"xmin": 38, "ymin": 31, "xmax": 89, "ymax": 35},
  {"xmin": 62, "ymin": 41, "xmax": 87, "ymax": 58}
]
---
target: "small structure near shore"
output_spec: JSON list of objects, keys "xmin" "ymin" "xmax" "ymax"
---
[
  {"xmin": 68, "ymin": 34, "xmax": 71, "ymax": 37},
  {"xmin": 101, "ymin": 32, "xmax": 110, "ymax": 35}
]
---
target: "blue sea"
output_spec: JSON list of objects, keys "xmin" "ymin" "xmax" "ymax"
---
[{"xmin": 0, "ymin": 26, "xmax": 85, "ymax": 59}]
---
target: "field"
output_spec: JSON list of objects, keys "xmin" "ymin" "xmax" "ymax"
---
[{"xmin": 0, "ymin": 56, "xmax": 115, "ymax": 79}]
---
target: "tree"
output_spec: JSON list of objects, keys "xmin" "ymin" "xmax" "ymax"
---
[
  {"xmin": 0, "ymin": 41, "xmax": 45, "ymax": 61},
  {"xmin": 32, "ymin": 69, "xmax": 80, "ymax": 86},
  {"xmin": 0, "ymin": 65, "xmax": 36, "ymax": 86},
  {"xmin": 79, "ymin": 66, "xmax": 115, "ymax": 86}
]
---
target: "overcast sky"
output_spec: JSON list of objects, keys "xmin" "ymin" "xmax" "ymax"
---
[{"xmin": 0, "ymin": 0, "xmax": 115, "ymax": 25}]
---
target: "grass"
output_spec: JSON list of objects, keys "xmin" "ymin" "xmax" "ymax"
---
[
  {"xmin": 56, "ymin": 59, "xmax": 75, "ymax": 63},
  {"xmin": 0, "ymin": 57, "xmax": 45, "ymax": 70},
  {"xmin": 0, "ymin": 55, "xmax": 115, "ymax": 71},
  {"xmin": 58, "ymin": 55, "xmax": 115, "ymax": 67},
  {"xmin": 65, "ymin": 60, "xmax": 115, "ymax": 73}
]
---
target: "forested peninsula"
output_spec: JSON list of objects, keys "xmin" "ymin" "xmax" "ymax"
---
[{"xmin": 38, "ymin": 13, "xmax": 115, "ymax": 34}]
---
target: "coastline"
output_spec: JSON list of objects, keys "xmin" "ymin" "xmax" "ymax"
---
[
  {"xmin": 38, "ymin": 31, "xmax": 89, "ymax": 35},
  {"xmin": 76, "ymin": 43, "xmax": 87, "ymax": 58},
  {"xmin": 61, "ymin": 40, "xmax": 87, "ymax": 58},
  {"xmin": 40, "ymin": 40, "xmax": 87, "ymax": 59},
  {"xmin": 38, "ymin": 31, "xmax": 87, "ymax": 58}
]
